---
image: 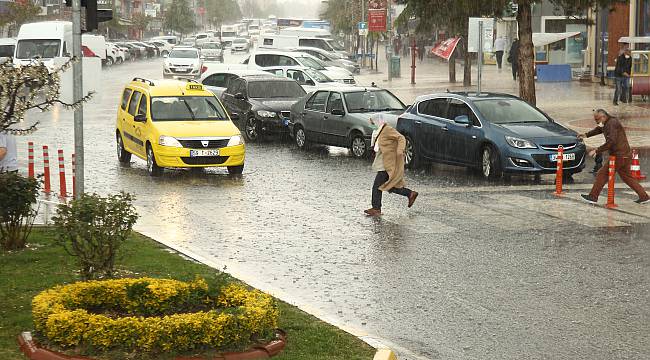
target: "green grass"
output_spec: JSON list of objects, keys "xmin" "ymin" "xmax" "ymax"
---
[{"xmin": 0, "ymin": 228, "xmax": 375, "ymax": 360}]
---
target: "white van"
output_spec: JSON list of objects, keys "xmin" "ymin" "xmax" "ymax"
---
[
  {"xmin": 0, "ymin": 38, "xmax": 16, "ymax": 60},
  {"xmin": 259, "ymin": 34, "xmax": 338, "ymax": 54},
  {"xmin": 220, "ymin": 25, "xmax": 238, "ymax": 47},
  {"xmin": 13, "ymin": 21, "xmax": 101, "ymax": 103},
  {"xmin": 279, "ymin": 27, "xmax": 331, "ymax": 38},
  {"xmin": 151, "ymin": 35, "xmax": 179, "ymax": 45},
  {"xmin": 81, "ymin": 34, "xmax": 107, "ymax": 61}
]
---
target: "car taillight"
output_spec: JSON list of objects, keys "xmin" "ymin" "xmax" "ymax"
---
[{"xmin": 201, "ymin": 65, "xmax": 207, "ymax": 74}]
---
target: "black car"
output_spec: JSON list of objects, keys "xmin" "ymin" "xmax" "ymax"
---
[
  {"xmin": 396, "ymin": 92, "xmax": 586, "ymax": 179},
  {"xmin": 220, "ymin": 75, "xmax": 307, "ymax": 142}
]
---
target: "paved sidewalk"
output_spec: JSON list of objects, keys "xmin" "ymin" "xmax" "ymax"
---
[{"xmin": 355, "ymin": 51, "xmax": 650, "ymax": 150}]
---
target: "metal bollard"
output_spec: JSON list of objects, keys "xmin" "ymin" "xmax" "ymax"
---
[
  {"xmin": 554, "ymin": 145, "xmax": 564, "ymax": 196},
  {"xmin": 605, "ymin": 155, "xmax": 617, "ymax": 209},
  {"xmin": 42, "ymin": 146, "xmax": 51, "ymax": 195},
  {"xmin": 58, "ymin": 149, "xmax": 67, "ymax": 200}
]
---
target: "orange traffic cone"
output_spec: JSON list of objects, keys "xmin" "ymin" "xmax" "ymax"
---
[{"xmin": 631, "ymin": 149, "xmax": 647, "ymax": 180}]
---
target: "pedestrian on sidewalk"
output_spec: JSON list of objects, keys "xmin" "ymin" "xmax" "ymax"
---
[
  {"xmin": 613, "ymin": 48, "xmax": 632, "ymax": 105},
  {"xmin": 418, "ymin": 37, "xmax": 426, "ymax": 62},
  {"xmin": 508, "ymin": 39, "xmax": 519, "ymax": 80},
  {"xmin": 494, "ymin": 36, "xmax": 506, "ymax": 69},
  {"xmin": 0, "ymin": 130, "xmax": 18, "ymax": 173},
  {"xmin": 365, "ymin": 115, "xmax": 418, "ymax": 216},
  {"xmin": 394, "ymin": 36, "xmax": 401, "ymax": 57},
  {"xmin": 579, "ymin": 109, "xmax": 649, "ymax": 204}
]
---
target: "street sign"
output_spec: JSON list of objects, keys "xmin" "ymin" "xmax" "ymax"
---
[
  {"xmin": 358, "ymin": 22, "xmax": 368, "ymax": 36},
  {"xmin": 468, "ymin": 17, "xmax": 495, "ymax": 53}
]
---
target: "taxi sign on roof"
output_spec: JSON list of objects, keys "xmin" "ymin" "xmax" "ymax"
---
[{"xmin": 186, "ymin": 83, "xmax": 204, "ymax": 91}]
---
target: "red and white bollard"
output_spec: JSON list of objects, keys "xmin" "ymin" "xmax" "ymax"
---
[
  {"xmin": 554, "ymin": 145, "xmax": 564, "ymax": 196},
  {"xmin": 72, "ymin": 153, "xmax": 76, "ymax": 199},
  {"xmin": 42, "ymin": 146, "xmax": 51, "ymax": 195},
  {"xmin": 58, "ymin": 149, "xmax": 67, "ymax": 200},
  {"xmin": 28, "ymin": 142, "xmax": 34, "ymax": 178},
  {"xmin": 631, "ymin": 149, "xmax": 647, "ymax": 180}
]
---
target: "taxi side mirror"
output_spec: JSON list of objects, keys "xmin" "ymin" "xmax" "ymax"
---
[
  {"xmin": 134, "ymin": 113, "xmax": 147, "ymax": 122},
  {"xmin": 230, "ymin": 112, "xmax": 240, "ymax": 121},
  {"xmin": 234, "ymin": 93, "xmax": 246, "ymax": 100}
]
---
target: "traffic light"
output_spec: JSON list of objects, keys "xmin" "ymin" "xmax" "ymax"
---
[{"xmin": 64, "ymin": 0, "xmax": 113, "ymax": 32}]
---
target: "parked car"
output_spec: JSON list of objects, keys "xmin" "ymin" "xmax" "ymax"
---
[
  {"xmin": 129, "ymin": 41, "xmax": 157, "ymax": 57},
  {"xmin": 181, "ymin": 37, "xmax": 196, "ymax": 47},
  {"xmin": 200, "ymin": 69, "xmax": 268, "ymax": 98},
  {"xmin": 396, "ymin": 92, "xmax": 587, "ymax": 179},
  {"xmin": 105, "ymin": 42, "xmax": 123, "ymax": 65},
  {"xmin": 290, "ymin": 46, "xmax": 360, "ymax": 74},
  {"xmin": 143, "ymin": 41, "xmax": 162, "ymax": 56},
  {"xmin": 163, "ymin": 47, "xmax": 205, "ymax": 79},
  {"xmin": 115, "ymin": 78, "xmax": 245, "ymax": 176},
  {"xmin": 290, "ymin": 87, "xmax": 405, "ymax": 158},
  {"xmin": 117, "ymin": 42, "xmax": 144, "ymax": 59},
  {"xmin": 0, "ymin": 38, "xmax": 16, "ymax": 61},
  {"xmin": 114, "ymin": 44, "xmax": 134, "ymax": 61},
  {"xmin": 230, "ymin": 37, "xmax": 250, "ymax": 53},
  {"xmin": 149, "ymin": 40, "xmax": 173, "ymax": 56},
  {"xmin": 220, "ymin": 74, "xmax": 306, "ymax": 142},
  {"xmin": 242, "ymin": 50, "xmax": 355, "ymax": 84},
  {"xmin": 262, "ymin": 66, "xmax": 346, "ymax": 93},
  {"xmin": 199, "ymin": 41, "xmax": 224, "ymax": 62}
]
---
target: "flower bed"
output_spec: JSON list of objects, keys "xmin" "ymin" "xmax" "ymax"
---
[{"xmin": 31, "ymin": 278, "xmax": 279, "ymax": 354}]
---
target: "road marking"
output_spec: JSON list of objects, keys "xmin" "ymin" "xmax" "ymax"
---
[
  {"xmin": 487, "ymin": 194, "xmax": 632, "ymax": 228},
  {"xmin": 564, "ymin": 193, "xmax": 650, "ymax": 219}
]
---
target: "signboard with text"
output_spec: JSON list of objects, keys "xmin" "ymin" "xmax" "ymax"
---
[
  {"xmin": 368, "ymin": 0, "xmax": 387, "ymax": 32},
  {"xmin": 468, "ymin": 17, "xmax": 495, "ymax": 53},
  {"xmin": 431, "ymin": 37, "xmax": 461, "ymax": 60}
]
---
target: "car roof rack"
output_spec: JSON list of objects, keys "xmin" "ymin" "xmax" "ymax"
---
[{"xmin": 132, "ymin": 77, "xmax": 155, "ymax": 86}]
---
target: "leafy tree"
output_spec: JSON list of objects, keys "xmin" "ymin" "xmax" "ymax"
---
[
  {"xmin": 131, "ymin": 13, "xmax": 152, "ymax": 39},
  {"xmin": 397, "ymin": 0, "xmax": 627, "ymax": 105},
  {"xmin": 321, "ymin": 0, "xmax": 360, "ymax": 36},
  {"xmin": 0, "ymin": 1, "xmax": 42, "ymax": 37},
  {"xmin": 206, "ymin": 0, "xmax": 242, "ymax": 29},
  {"xmin": 164, "ymin": 0, "xmax": 195, "ymax": 36}
]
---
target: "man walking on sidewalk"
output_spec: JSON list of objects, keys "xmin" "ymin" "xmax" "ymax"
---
[
  {"xmin": 365, "ymin": 116, "xmax": 418, "ymax": 216},
  {"xmin": 579, "ymin": 109, "xmax": 649, "ymax": 204},
  {"xmin": 508, "ymin": 39, "xmax": 519, "ymax": 80},
  {"xmin": 613, "ymin": 48, "xmax": 632, "ymax": 105}
]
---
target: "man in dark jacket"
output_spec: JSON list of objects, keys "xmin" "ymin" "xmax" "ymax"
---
[
  {"xmin": 508, "ymin": 39, "xmax": 519, "ymax": 81},
  {"xmin": 613, "ymin": 48, "xmax": 632, "ymax": 105},
  {"xmin": 579, "ymin": 109, "xmax": 649, "ymax": 204}
]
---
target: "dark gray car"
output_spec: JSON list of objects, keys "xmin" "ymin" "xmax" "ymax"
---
[{"xmin": 289, "ymin": 87, "xmax": 406, "ymax": 158}]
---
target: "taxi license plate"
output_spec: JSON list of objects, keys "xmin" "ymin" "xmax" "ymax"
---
[
  {"xmin": 549, "ymin": 153, "xmax": 575, "ymax": 162},
  {"xmin": 190, "ymin": 149, "xmax": 219, "ymax": 157}
]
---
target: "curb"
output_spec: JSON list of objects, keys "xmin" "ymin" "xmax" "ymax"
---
[{"xmin": 374, "ymin": 348, "xmax": 398, "ymax": 360}]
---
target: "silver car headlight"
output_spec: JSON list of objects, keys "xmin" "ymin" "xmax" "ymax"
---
[
  {"xmin": 159, "ymin": 135, "xmax": 182, "ymax": 147},
  {"xmin": 505, "ymin": 136, "xmax": 537, "ymax": 149},
  {"xmin": 227, "ymin": 135, "xmax": 243, "ymax": 146},
  {"xmin": 257, "ymin": 110, "xmax": 276, "ymax": 118}
]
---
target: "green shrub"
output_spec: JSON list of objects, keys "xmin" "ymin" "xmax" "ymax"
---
[
  {"xmin": 52, "ymin": 192, "xmax": 138, "ymax": 279},
  {"xmin": 0, "ymin": 172, "xmax": 40, "ymax": 251}
]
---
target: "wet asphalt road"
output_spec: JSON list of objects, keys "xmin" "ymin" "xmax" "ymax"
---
[{"xmin": 17, "ymin": 57, "xmax": 650, "ymax": 360}]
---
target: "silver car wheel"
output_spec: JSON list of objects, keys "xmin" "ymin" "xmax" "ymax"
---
[
  {"xmin": 405, "ymin": 138, "xmax": 413, "ymax": 165},
  {"xmin": 351, "ymin": 136, "xmax": 366, "ymax": 157},
  {"xmin": 296, "ymin": 128, "xmax": 306, "ymax": 148},
  {"xmin": 482, "ymin": 148, "xmax": 491, "ymax": 178}
]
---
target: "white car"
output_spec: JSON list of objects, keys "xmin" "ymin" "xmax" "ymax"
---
[
  {"xmin": 231, "ymin": 37, "xmax": 250, "ymax": 53},
  {"xmin": 105, "ymin": 42, "xmax": 124, "ymax": 65},
  {"xmin": 149, "ymin": 40, "xmax": 173, "ymax": 56},
  {"xmin": 200, "ymin": 68, "xmax": 268, "ymax": 98},
  {"xmin": 163, "ymin": 47, "xmax": 205, "ymax": 79},
  {"xmin": 262, "ymin": 66, "xmax": 347, "ymax": 93},
  {"xmin": 199, "ymin": 41, "xmax": 224, "ymax": 62},
  {"xmin": 290, "ymin": 47, "xmax": 360, "ymax": 74},
  {"xmin": 242, "ymin": 50, "xmax": 355, "ymax": 85}
]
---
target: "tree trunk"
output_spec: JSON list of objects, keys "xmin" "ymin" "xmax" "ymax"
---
[
  {"xmin": 460, "ymin": 37, "xmax": 471, "ymax": 87},
  {"xmin": 449, "ymin": 50, "xmax": 456, "ymax": 83},
  {"xmin": 516, "ymin": 1, "xmax": 536, "ymax": 105}
]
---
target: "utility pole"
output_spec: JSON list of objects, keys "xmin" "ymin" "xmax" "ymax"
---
[
  {"xmin": 72, "ymin": 0, "xmax": 84, "ymax": 199},
  {"xmin": 387, "ymin": 0, "xmax": 392, "ymax": 81},
  {"xmin": 361, "ymin": 0, "xmax": 365, "ymax": 68}
]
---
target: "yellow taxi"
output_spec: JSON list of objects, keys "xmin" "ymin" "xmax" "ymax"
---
[{"xmin": 115, "ymin": 77, "xmax": 245, "ymax": 176}]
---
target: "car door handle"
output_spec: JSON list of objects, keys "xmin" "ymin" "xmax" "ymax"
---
[
  {"xmin": 415, "ymin": 120, "xmax": 422, "ymax": 124},
  {"xmin": 472, "ymin": 135, "xmax": 477, "ymax": 139},
  {"xmin": 442, "ymin": 127, "xmax": 449, "ymax": 131}
]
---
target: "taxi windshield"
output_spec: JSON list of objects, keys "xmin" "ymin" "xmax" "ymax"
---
[{"xmin": 151, "ymin": 96, "xmax": 228, "ymax": 121}]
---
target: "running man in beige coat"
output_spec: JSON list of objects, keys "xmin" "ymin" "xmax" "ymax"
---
[{"xmin": 365, "ymin": 116, "xmax": 418, "ymax": 216}]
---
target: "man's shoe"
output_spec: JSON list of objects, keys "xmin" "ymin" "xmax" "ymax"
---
[
  {"xmin": 613, "ymin": 101, "xmax": 619, "ymax": 106},
  {"xmin": 581, "ymin": 194, "xmax": 598, "ymax": 204},
  {"xmin": 408, "ymin": 191, "xmax": 419, "ymax": 208},
  {"xmin": 364, "ymin": 208, "xmax": 382, "ymax": 216},
  {"xmin": 635, "ymin": 198, "xmax": 650, "ymax": 204}
]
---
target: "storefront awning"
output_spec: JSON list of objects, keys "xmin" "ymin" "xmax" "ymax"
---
[
  {"xmin": 532, "ymin": 32, "xmax": 581, "ymax": 47},
  {"xmin": 618, "ymin": 36, "xmax": 650, "ymax": 44}
]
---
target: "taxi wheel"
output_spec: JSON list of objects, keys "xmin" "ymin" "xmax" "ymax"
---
[
  {"xmin": 146, "ymin": 145, "xmax": 163, "ymax": 177},
  {"xmin": 244, "ymin": 116, "xmax": 261, "ymax": 143},
  {"xmin": 227, "ymin": 164, "xmax": 244, "ymax": 175},
  {"xmin": 116, "ymin": 132, "xmax": 131, "ymax": 164}
]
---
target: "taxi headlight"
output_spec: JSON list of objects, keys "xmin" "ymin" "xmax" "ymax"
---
[
  {"xmin": 227, "ymin": 135, "xmax": 243, "ymax": 147},
  {"xmin": 257, "ymin": 110, "xmax": 276, "ymax": 118},
  {"xmin": 158, "ymin": 135, "xmax": 182, "ymax": 147}
]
